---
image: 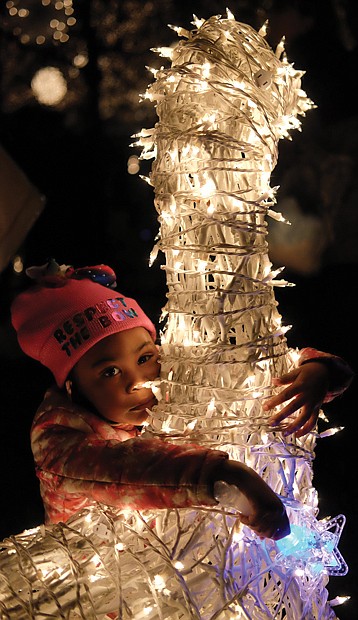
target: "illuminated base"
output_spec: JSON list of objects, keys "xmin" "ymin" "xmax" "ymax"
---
[{"xmin": 0, "ymin": 501, "xmax": 347, "ymax": 619}]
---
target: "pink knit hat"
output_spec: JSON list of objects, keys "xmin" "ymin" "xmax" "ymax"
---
[{"xmin": 11, "ymin": 260, "xmax": 157, "ymax": 387}]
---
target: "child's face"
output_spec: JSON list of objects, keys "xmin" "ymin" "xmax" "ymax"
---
[{"xmin": 71, "ymin": 327, "xmax": 160, "ymax": 425}]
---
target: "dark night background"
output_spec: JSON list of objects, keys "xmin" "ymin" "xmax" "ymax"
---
[{"xmin": 0, "ymin": 1, "xmax": 357, "ymax": 617}]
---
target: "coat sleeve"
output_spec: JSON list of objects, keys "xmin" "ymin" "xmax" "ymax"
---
[
  {"xmin": 31, "ymin": 410, "xmax": 229, "ymax": 512},
  {"xmin": 298, "ymin": 347, "xmax": 354, "ymax": 402}
]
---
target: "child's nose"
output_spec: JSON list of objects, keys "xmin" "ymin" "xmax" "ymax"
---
[{"xmin": 126, "ymin": 370, "xmax": 148, "ymax": 393}]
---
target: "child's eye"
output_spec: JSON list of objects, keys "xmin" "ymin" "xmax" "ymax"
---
[
  {"xmin": 138, "ymin": 353, "xmax": 154, "ymax": 365},
  {"xmin": 102, "ymin": 366, "xmax": 120, "ymax": 378}
]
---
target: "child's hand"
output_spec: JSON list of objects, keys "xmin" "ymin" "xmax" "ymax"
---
[
  {"xmin": 263, "ymin": 362, "xmax": 330, "ymax": 437},
  {"xmin": 214, "ymin": 460, "xmax": 290, "ymax": 540}
]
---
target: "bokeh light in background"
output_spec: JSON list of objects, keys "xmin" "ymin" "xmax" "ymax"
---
[
  {"xmin": 5, "ymin": 0, "xmax": 75, "ymax": 45},
  {"xmin": 31, "ymin": 66, "xmax": 67, "ymax": 105},
  {"xmin": 12, "ymin": 255, "xmax": 24, "ymax": 275},
  {"xmin": 127, "ymin": 154, "xmax": 140, "ymax": 175}
]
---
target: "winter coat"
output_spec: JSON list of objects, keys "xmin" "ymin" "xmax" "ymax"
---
[{"xmin": 30, "ymin": 347, "xmax": 353, "ymax": 524}]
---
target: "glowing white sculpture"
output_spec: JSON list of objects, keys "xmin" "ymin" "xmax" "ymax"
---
[{"xmin": 0, "ymin": 11, "xmax": 348, "ymax": 619}]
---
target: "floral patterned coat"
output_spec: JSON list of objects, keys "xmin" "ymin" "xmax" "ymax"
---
[{"xmin": 31, "ymin": 347, "xmax": 353, "ymax": 524}]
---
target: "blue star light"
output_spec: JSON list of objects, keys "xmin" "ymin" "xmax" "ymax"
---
[{"xmin": 275, "ymin": 513, "xmax": 348, "ymax": 580}]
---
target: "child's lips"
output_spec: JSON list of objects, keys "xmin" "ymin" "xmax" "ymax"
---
[{"xmin": 130, "ymin": 397, "xmax": 157, "ymax": 413}]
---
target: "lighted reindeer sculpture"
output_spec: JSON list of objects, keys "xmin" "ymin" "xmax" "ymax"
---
[{"xmin": 0, "ymin": 11, "xmax": 347, "ymax": 620}]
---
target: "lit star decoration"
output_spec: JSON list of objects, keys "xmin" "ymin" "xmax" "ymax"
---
[
  {"xmin": 271, "ymin": 503, "xmax": 348, "ymax": 608},
  {"xmin": 275, "ymin": 516, "xmax": 348, "ymax": 581},
  {"xmin": 0, "ymin": 10, "xmax": 350, "ymax": 619}
]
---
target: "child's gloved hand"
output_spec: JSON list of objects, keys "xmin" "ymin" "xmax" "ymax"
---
[
  {"xmin": 263, "ymin": 362, "xmax": 330, "ymax": 437},
  {"xmin": 214, "ymin": 460, "xmax": 290, "ymax": 541}
]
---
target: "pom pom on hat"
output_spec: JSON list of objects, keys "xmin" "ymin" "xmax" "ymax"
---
[
  {"xmin": 11, "ymin": 260, "xmax": 157, "ymax": 387},
  {"xmin": 25, "ymin": 259, "xmax": 118, "ymax": 288}
]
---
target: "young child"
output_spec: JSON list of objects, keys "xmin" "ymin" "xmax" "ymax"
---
[{"xmin": 10, "ymin": 260, "xmax": 353, "ymax": 540}]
